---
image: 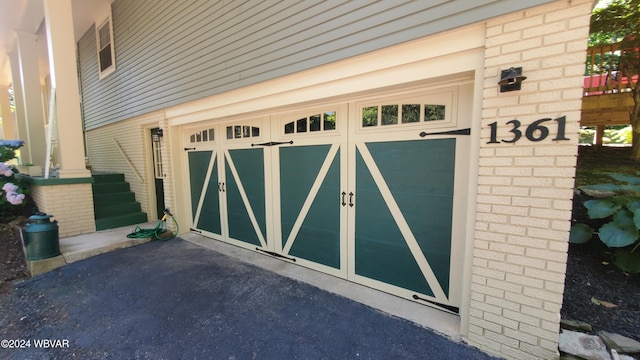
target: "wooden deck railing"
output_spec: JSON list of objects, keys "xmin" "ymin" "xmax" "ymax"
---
[{"xmin": 584, "ymin": 43, "xmax": 638, "ymax": 96}]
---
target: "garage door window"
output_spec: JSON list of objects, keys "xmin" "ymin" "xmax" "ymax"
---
[
  {"xmin": 189, "ymin": 128, "xmax": 215, "ymax": 143},
  {"xmin": 362, "ymin": 103, "xmax": 447, "ymax": 127},
  {"xmin": 226, "ymin": 125, "xmax": 260, "ymax": 139},
  {"xmin": 425, "ymin": 105, "xmax": 446, "ymax": 121},
  {"xmin": 284, "ymin": 111, "xmax": 336, "ymax": 134}
]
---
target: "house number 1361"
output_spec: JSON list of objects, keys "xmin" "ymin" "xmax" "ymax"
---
[{"xmin": 487, "ymin": 116, "xmax": 569, "ymax": 144}]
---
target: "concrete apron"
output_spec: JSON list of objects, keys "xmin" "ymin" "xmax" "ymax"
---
[
  {"xmin": 181, "ymin": 232, "xmax": 461, "ymax": 340},
  {"xmin": 24, "ymin": 221, "xmax": 157, "ymax": 276}
]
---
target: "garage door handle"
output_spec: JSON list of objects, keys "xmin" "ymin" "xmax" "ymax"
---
[
  {"xmin": 412, "ymin": 294, "xmax": 459, "ymax": 314},
  {"xmin": 349, "ymin": 192, "xmax": 354, "ymax": 207},
  {"xmin": 251, "ymin": 140, "xmax": 294, "ymax": 147},
  {"xmin": 341, "ymin": 192, "xmax": 346, "ymax": 206},
  {"xmin": 419, "ymin": 128, "xmax": 470, "ymax": 137},
  {"xmin": 256, "ymin": 248, "xmax": 296, "ymax": 262},
  {"xmin": 218, "ymin": 182, "xmax": 225, "ymax": 192}
]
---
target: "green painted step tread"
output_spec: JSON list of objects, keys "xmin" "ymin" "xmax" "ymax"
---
[
  {"xmin": 94, "ymin": 202, "xmax": 142, "ymax": 219},
  {"xmin": 93, "ymin": 192, "xmax": 136, "ymax": 204},
  {"xmin": 95, "ymin": 212, "xmax": 148, "ymax": 231},
  {"xmin": 92, "ymin": 182, "xmax": 131, "ymax": 193},
  {"xmin": 91, "ymin": 173, "xmax": 125, "ymax": 183}
]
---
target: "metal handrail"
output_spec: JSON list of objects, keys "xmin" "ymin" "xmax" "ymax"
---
[{"xmin": 112, "ymin": 138, "xmax": 144, "ymax": 183}]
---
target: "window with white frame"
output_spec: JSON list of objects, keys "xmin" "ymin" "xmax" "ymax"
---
[{"xmin": 96, "ymin": 14, "xmax": 116, "ymax": 78}]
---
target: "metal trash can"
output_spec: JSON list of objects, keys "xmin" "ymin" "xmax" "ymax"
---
[{"xmin": 25, "ymin": 213, "xmax": 60, "ymax": 260}]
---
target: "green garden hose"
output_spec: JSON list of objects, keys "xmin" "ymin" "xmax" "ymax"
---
[{"xmin": 126, "ymin": 209, "xmax": 179, "ymax": 241}]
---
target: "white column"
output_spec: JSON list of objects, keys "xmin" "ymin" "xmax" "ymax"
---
[
  {"xmin": 0, "ymin": 85, "xmax": 17, "ymax": 140},
  {"xmin": 15, "ymin": 31, "xmax": 47, "ymax": 168},
  {"xmin": 7, "ymin": 51, "xmax": 30, "ymax": 164},
  {"xmin": 43, "ymin": 0, "xmax": 90, "ymax": 178}
]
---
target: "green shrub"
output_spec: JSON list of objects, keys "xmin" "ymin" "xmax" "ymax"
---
[
  {"xmin": 604, "ymin": 125, "xmax": 632, "ymax": 144},
  {"xmin": 578, "ymin": 125, "xmax": 632, "ymax": 145},
  {"xmin": 579, "ymin": 127, "xmax": 596, "ymax": 144},
  {"xmin": 570, "ymin": 172, "xmax": 640, "ymax": 273}
]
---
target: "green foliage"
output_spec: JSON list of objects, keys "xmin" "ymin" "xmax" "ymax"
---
[
  {"xmin": 585, "ymin": 198, "xmax": 623, "ymax": 218},
  {"xmin": 0, "ymin": 146, "xmax": 17, "ymax": 163},
  {"xmin": 571, "ymin": 171, "xmax": 640, "ymax": 272},
  {"xmin": 578, "ymin": 126, "xmax": 632, "ymax": 145},
  {"xmin": 579, "ymin": 127, "xmax": 596, "ymax": 144},
  {"xmin": 584, "ymin": 51, "xmax": 619, "ymax": 76},
  {"xmin": 569, "ymin": 223, "xmax": 595, "ymax": 244},
  {"xmin": 599, "ymin": 210, "xmax": 639, "ymax": 247},
  {"xmin": 589, "ymin": 0, "xmax": 640, "ymax": 159},
  {"xmin": 613, "ymin": 250, "xmax": 640, "ymax": 272},
  {"xmin": 590, "ymin": 0, "xmax": 640, "ymax": 45},
  {"xmin": 606, "ymin": 126, "xmax": 633, "ymax": 143},
  {"xmin": 362, "ymin": 107, "xmax": 378, "ymax": 127}
]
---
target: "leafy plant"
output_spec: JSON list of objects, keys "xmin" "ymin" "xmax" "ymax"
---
[
  {"xmin": 571, "ymin": 172, "xmax": 640, "ymax": 272},
  {"xmin": 605, "ymin": 125, "xmax": 633, "ymax": 144},
  {"xmin": 579, "ymin": 126, "xmax": 633, "ymax": 145}
]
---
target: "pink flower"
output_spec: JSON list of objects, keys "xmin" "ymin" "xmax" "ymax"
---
[
  {"xmin": 6, "ymin": 192, "xmax": 24, "ymax": 205},
  {"xmin": 2, "ymin": 182, "xmax": 18, "ymax": 193},
  {"xmin": 0, "ymin": 163, "xmax": 12, "ymax": 177}
]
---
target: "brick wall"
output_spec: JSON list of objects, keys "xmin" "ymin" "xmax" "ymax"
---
[
  {"xmin": 467, "ymin": 1, "xmax": 594, "ymax": 359},
  {"xmin": 30, "ymin": 183, "xmax": 95, "ymax": 238}
]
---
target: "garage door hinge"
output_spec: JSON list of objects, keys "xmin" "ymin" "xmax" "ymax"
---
[
  {"xmin": 251, "ymin": 140, "xmax": 294, "ymax": 147},
  {"xmin": 256, "ymin": 247, "xmax": 296, "ymax": 262},
  {"xmin": 419, "ymin": 128, "xmax": 471, "ymax": 137},
  {"xmin": 412, "ymin": 294, "xmax": 459, "ymax": 314},
  {"xmin": 184, "ymin": 147, "xmax": 196, "ymax": 151},
  {"xmin": 190, "ymin": 228, "xmax": 202, "ymax": 234}
]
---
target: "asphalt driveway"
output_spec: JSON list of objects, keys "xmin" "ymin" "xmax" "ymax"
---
[{"xmin": 0, "ymin": 238, "xmax": 496, "ymax": 359}]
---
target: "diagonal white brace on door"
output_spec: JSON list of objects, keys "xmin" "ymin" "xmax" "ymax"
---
[
  {"xmin": 282, "ymin": 144, "xmax": 339, "ymax": 255},
  {"xmin": 224, "ymin": 150, "xmax": 267, "ymax": 249},
  {"xmin": 194, "ymin": 151, "xmax": 216, "ymax": 224},
  {"xmin": 356, "ymin": 143, "xmax": 447, "ymax": 302}
]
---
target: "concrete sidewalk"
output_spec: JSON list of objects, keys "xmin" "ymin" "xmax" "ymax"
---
[
  {"xmin": 26, "ymin": 221, "xmax": 158, "ymax": 275},
  {"xmin": 1, "ymin": 238, "xmax": 498, "ymax": 359}
]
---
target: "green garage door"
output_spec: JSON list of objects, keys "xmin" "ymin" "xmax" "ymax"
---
[
  {"xmin": 224, "ymin": 148, "xmax": 267, "ymax": 248},
  {"xmin": 185, "ymin": 85, "xmax": 470, "ymax": 312},
  {"xmin": 188, "ymin": 150, "xmax": 222, "ymax": 237},
  {"xmin": 278, "ymin": 144, "xmax": 342, "ymax": 269},
  {"xmin": 185, "ymin": 122, "xmax": 269, "ymax": 250},
  {"xmin": 353, "ymin": 139, "xmax": 455, "ymax": 308}
]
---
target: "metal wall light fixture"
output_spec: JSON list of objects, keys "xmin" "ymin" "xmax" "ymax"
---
[
  {"xmin": 498, "ymin": 67, "xmax": 527, "ymax": 92},
  {"xmin": 151, "ymin": 128, "xmax": 164, "ymax": 142}
]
